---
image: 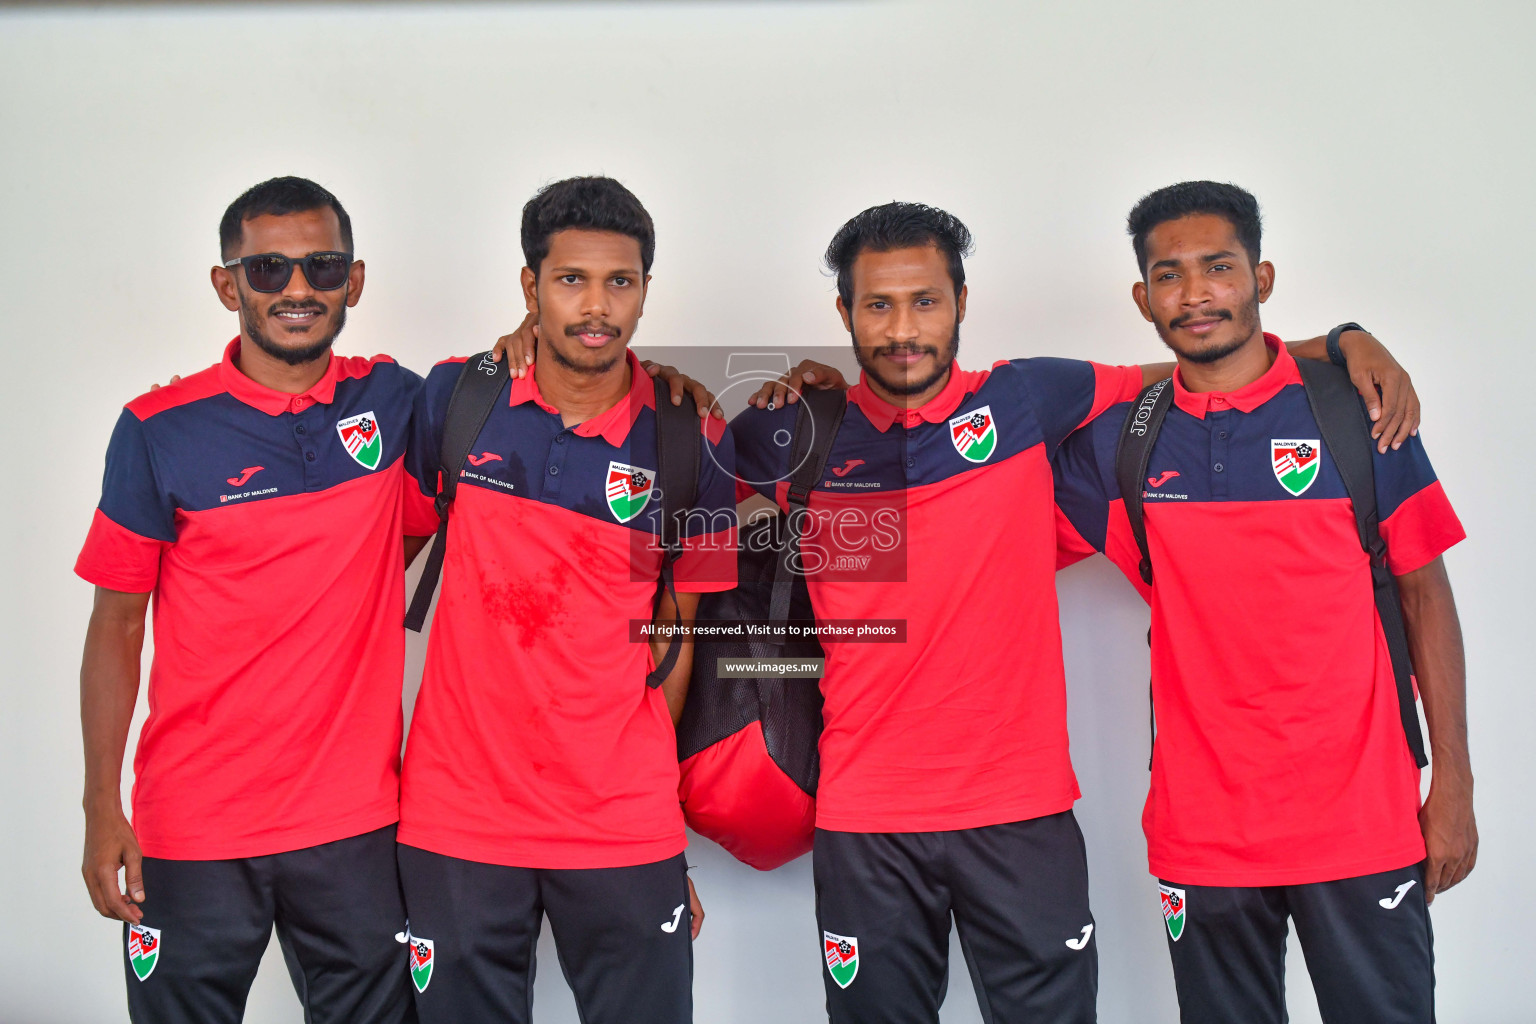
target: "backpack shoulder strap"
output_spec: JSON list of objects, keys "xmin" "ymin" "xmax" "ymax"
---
[
  {"xmin": 1113, "ymin": 378, "xmax": 1174, "ymax": 585},
  {"xmin": 404, "ymin": 352, "xmax": 510, "ymax": 632},
  {"xmin": 652, "ymin": 376, "xmax": 701, "ymax": 553},
  {"xmin": 645, "ymin": 376, "xmax": 701, "ymax": 688},
  {"xmin": 1294, "ymin": 359, "xmax": 1379, "ymax": 549},
  {"xmin": 1294, "ymin": 358, "xmax": 1429, "ymax": 768},
  {"xmin": 769, "ymin": 388, "xmax": 848, "ymax": 632}
]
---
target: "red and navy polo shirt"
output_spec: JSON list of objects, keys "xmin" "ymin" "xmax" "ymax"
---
[
  {"xmin": 732, "ymin": 357, "xmax": 1142, "ymax": 833},
  {"xmin": 74, "ymin": 338, "xmax": 432, "ymax": 860},
  {"xmin": 1053, "ymin": 336, "xmax": 1466, "ymax": 887},
  {"xmin": 398, "ymin": 349, "xmax": 738, "ymax": 869}
]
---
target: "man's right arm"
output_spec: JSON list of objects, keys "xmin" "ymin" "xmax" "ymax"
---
[
  {"xmin": 75, "ymin": 407, "xmax": 175, "ymax": 923},
  {"xmin": 81, "ymin": 586, "xmax": 151, "ymax": 923}
]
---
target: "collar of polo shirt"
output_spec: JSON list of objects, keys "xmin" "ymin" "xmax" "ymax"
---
[
  {"xmin": 217, "ymin": 337, "xmax": 342, "ymax": 416},
  {"xmin": 506, "ymin": 347, "xmax": 656, "ymax": 446},
  {"xmin": 848, "ymin": 359, "xmax": 972, "ymax": 432},
  {"xmin": 1171, "ymin": 333, "xmax": 1297, "ymax": 420}
]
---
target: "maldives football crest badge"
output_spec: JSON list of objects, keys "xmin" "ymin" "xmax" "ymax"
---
[
  {"xmin": 1159, "ymin": 884, "xmax": 1186, "ymax": 942},
  {"xmin": 1271, "ymin": 438, "xmax": 1320, "ymax": 496},
  {"xmin": 606, "ymin": 462, "xmax": 656, "ymax": 523},
  {"xmin": 396, "ymin": 927, "xmax": 434, "ymax": 992},
  {"xmin": 337, "ymin": 411, "xmax": 383, "ymax": 471},
  {"xmin": 948, "ymin": 405, "xmax": 997, "ymax": 463},
  {"xmin": 127, "ymin": 923, "xmax": 161, "ymax": 981},
  {"xmin": 408, "ymin": 935, "xmax": 434, "ymax": 993},
  {"xmin": 823, "ymin": 931, "xmax": 859, "ymax": 989}
]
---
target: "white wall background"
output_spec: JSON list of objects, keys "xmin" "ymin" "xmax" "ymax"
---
[{"xmin": 2, "ymin": 1, "xmax": 1532, "ymax": 1021}]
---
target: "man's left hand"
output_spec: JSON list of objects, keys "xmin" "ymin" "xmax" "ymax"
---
[
  {"xmin": 687, "ymin": 875, "xmax": 705, "ymax": 940},
  {"xmin": 1339, "ymin": 330, "xmax": 1421, "ymax": 453},
  {"xmin": 490, "ymin": 311, "xmax": 538, "ymax": 378},
  {"xmin": 1418, "ymin": 774, "xmax": 1477, "ymax": 904}
]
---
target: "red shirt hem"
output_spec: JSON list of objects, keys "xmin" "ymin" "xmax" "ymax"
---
[
  {"xmin": 135, "ymin": 806, "xmax": 399, "ymax": 861},
  {"xmin": 75, "ymin": 565, "xmax": 157, "ymax": 594},
  {"xmin": 396, "ymin": 825, "xmax": 688, "ymax": 870},
  {"xmin": 1149, "ymin": 839, "xmax": 1428, "ymax": 888},
  {"xmin": 75, "ymin": 509, "xmax": 163, "ymax": 592},
  {"xmin": 814, "ymin": 792, "xmax": 1078, "ymax": 834}
]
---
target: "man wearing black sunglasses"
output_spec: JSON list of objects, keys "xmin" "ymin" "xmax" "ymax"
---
[
  {"xmin": 76, "ymin": 176, "xmax": 429, "ymax": 1022},
  {"xmin": 216, "ymin": 229, "xmax": 360, "ymax": 365},
  {"xmin": 223, "ymin": 250, "xmax": 355, "ymax": 318}
]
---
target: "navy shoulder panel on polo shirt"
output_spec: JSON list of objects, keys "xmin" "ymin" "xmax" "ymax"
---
[{"xmin": 114, "ymin": 358, "xmax": 419, "ymax": 525}]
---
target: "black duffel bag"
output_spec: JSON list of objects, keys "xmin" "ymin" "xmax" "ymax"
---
[{"xmin": 676, "ymin": 389, "xmax": 845, "ymax": 869}]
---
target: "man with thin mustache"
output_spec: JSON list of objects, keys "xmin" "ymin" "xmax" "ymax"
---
[
  {"xmin": 1053, "ymin": 181, "xmax": 1473, "ymax": 1023},
  {"xmin": 76, "ymin": 176, "xmax": 430, "ymax": 1022},
  {"xmin": 395, "ymin": 176, "xmax": 736, "ymax": 1024}
]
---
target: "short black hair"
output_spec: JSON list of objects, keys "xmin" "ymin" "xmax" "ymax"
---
[
  {"xmin": 826, "ymin": 202, "xmax": 974, "ymax": 307},
  {"xmin": 219, "ymin": 176, "xmax": 352, "ymax": 260},
  {"xmin": 1127, "ymin": 181, "xmax": 1262, "ymax": 275},
  {"xmin": 521, "ymin": 176, "xmax": 656, "ymax": 277}
]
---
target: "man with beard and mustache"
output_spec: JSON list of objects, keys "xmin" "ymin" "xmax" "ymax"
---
[
  {"xmin": 75, "ymin": 176, "xmax": 431, "ymax": 1022},
  {"xmin": 394, "ymin": 176, "xmax": 735, "ymax": 1024},
  {"xmin": 1052, "ymin": 181, "xmax": 1472, "ymax": 1023},
  {"xmin": 728, "ymin": 200, "xmax": 1422, "ymax": 1024}
]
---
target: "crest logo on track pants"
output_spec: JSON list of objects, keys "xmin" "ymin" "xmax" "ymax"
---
[
  {"xmin": 1159, "ymin": 885, "xmax": 1187, "ymax": 941},
  {"xmin": 128, "ymin": 924, "xmax": 161, "ymax": 981},
  {"xmin": 823, "ymin": 931, "xmax": 859, "ymax": 988}
]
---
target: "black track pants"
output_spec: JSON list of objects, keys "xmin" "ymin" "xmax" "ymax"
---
[
  {"xmin": 1159, "ymin": 863, "xmax": 1435, "ymax": 1024},
  {"xmin": 396, "ymin": 844, "xmax": 693, "ymax": 1024},
  {"xmin": 813, "ymin": 811, "xmax": 1098, "ymax": 1024},
  {"xmin": 123, "ymin": 825, "xmax": 414, "ymax": 1024}
]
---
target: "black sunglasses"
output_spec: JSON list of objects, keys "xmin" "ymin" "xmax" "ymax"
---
[{"xmin": 223, "ymin": 251, "xmax": 354, "ymax": 293}]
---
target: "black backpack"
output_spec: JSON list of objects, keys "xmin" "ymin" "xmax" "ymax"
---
[
  {"xmin": 1113, "ymin": 359, "xmax": 1428, "ymax": 769},
  {"xmin": 675, "ymin": 388, "xmax": 847, "ymax": 869},
  {"xmin": 405, "ymin": 352, "xmax": 701, "ymax": 690}
]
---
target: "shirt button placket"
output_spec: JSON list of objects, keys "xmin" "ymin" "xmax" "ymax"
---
[
  {"xmin": 296, "ymin": 411, "xmax": 323, "ymax": 490},
  {"xmin": 545, "ymin": 430, "xmax": 569, "ymax": 499},
  {"xmin": 1210, "ymin": 411, "xmax": 1230, "ymax": 499}
]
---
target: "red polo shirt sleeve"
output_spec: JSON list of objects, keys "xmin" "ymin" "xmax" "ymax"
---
[
  {"xmin": 76, "ymin": 409, "xmax": 176, "ymax": 593},
  {"xmin": 1373, "ymin": 435, "xmax": 1465, "ymax": 574},
  {"xmin": 1051, "ymin": 422, "xmax": 1110, "ymax": 572},
  {"xmin": 400, "ymin": 391, "xmax": 443, "ymax": 537},
  {"xmin": 405, "ymin": 359, "xmax": 455, "ymax": 500},
  {"xmin": 1051, "ymin": 411, "xmax": 1154, "ymax": 600}
]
